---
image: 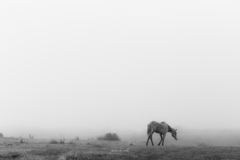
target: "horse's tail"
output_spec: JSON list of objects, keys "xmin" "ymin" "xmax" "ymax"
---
[{"xmin": 147, "ymin": 123, "xmax": 152, "ymax": 136}]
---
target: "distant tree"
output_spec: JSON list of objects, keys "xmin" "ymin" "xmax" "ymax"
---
[
  {"xmin": 0, "ymin": 133, "xmax": 3, "ymax": 138},
  {"xmin": 97, "ymin": 133, "xmax": 121, "ymax": 141}
]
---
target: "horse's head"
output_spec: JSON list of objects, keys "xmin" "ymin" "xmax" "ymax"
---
[{"xmin": 171, "ymin": 129, "xmax": 177, "ymax": 140}]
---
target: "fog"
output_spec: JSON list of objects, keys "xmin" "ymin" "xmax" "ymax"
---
[{"xmin": 1, "ymin": 1, "xmax": 240, "ymax": 145}]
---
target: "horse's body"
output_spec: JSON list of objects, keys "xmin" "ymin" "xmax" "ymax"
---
[{"xmin": 146, "ymin": 121, "xmax": 177, "ymax": 146}]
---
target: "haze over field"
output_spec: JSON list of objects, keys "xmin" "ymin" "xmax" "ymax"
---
[{"xmin": 1, "ymin": 0, "xmax": 240, "ymax": 142}]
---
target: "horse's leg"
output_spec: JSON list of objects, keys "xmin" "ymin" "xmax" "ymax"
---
[
  {"xmin": 146, "ymin": 131, "xmax": 153, "ymax": 146},
  {"xmin": 162, "ymin": 133, "xmax": 166, "ymax": 146},
  {"xmin": 146, "ymin": 130, "xmax": 155, "ymax": 146},
  {"xmin": 158, "ymin": 133, "xmax": 163, "ymax": 146},
  {"xmin": 146, "ymin": 136, "xmax": 150, "ymax": 146},
  {"xmin": 150, "ymin": 132, "xmax": 154, "ymax": 146}
]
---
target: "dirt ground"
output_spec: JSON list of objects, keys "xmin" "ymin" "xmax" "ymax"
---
[{"xmin": 0, "ymin": 138, "xmax": 240, "ymax": 160}]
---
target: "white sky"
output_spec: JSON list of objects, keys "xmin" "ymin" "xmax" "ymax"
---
[{"xmin": 1, "ymin": 0, "xmax": 240, "ymax": 137}]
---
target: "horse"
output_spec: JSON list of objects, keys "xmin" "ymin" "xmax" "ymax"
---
[{"xmin": 146, "ymin": 121, "xmax": 177, "ymax": 146}]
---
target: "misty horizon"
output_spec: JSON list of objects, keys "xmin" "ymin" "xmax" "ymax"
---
[{"xmin": 1, "ymin": 0, "xmax": 240, "ymax": 147}]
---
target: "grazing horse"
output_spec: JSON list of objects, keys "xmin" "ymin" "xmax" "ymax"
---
[{"xmin": 146, "ymin": 121, "xmax": 177, "ymax": 146}]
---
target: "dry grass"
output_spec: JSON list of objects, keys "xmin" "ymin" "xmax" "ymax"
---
[
  {"xmin": 0, "ymin": 152, "xmax": 21, "ymax": 159},
  {"xmin": 0, "ymin": 138, "xmax": 240, "ymax": 160}
]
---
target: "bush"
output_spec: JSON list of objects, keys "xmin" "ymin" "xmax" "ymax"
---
[
  {"xmin": 97, "ymin": 133, "xmax": 121, "ymax": 141},
  {"xmin": 49, "ymin": 139, "xmax": 58, "ymax": 144},
  {"xmin": 59, "ymin": 139, "xmax": 65, "ymax": 144},
  {"xmin": 19, "ymin": 137, "xmax": 26, "ymax": 143}
]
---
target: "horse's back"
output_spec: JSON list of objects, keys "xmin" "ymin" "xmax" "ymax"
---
[
  {"xmin": 150, "ymin": 121, "xmax": 168, "ymax": 133},
  {"xmin": 151, "ymin": 121, "xmax": 168, "ymax": 126},
  {"xmin": 160, "ymin": 121, "xmax": 168, "ymax": 126}
]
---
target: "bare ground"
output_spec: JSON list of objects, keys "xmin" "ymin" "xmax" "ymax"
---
[{"xmin": 0, "ymin": 138, "xmax": 240, "ymax": 160}]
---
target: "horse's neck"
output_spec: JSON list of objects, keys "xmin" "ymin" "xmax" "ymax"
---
[{"xmin": 167, "ymin": 125, "xmax": 173, "ymax": 133}]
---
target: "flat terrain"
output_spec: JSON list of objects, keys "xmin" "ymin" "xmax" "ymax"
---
[{"xmin": 0, "ymin": 138, "xmax": 240, "ymax": 160}]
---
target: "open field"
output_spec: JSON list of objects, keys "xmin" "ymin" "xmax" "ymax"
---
[{"xmin": 1, "ymin": 138, "xmax": 240, "ymax": 160}]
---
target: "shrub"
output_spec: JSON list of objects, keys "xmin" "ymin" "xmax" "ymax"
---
[
  {"xmin": 49, "ymin": 139, "xmax": 65, "ymax": 144},
  {"xmin": 19, "ymin": 138, "xmax": 24, "ymax": 143},
  {"xmin": 0, "ymin": 133, "xmax": 3, "ymax": 138},
  {"xmin": 97, "ymin": 133, "xmax": 121, "ymax": 141},
  {"xmin": 128, "ymin": 142, "xmax": 134, "ymax": 146},
  {"xmin": 59, "ymin": 139, "xmax": 65, "ymax": 144},
  {"xmin": 19, "ymin": 137, "xmax": 26, "ymax": 143},
  {"xmin": 49, "ymin": 139, "xmax": 58, "ymax": 144}
]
